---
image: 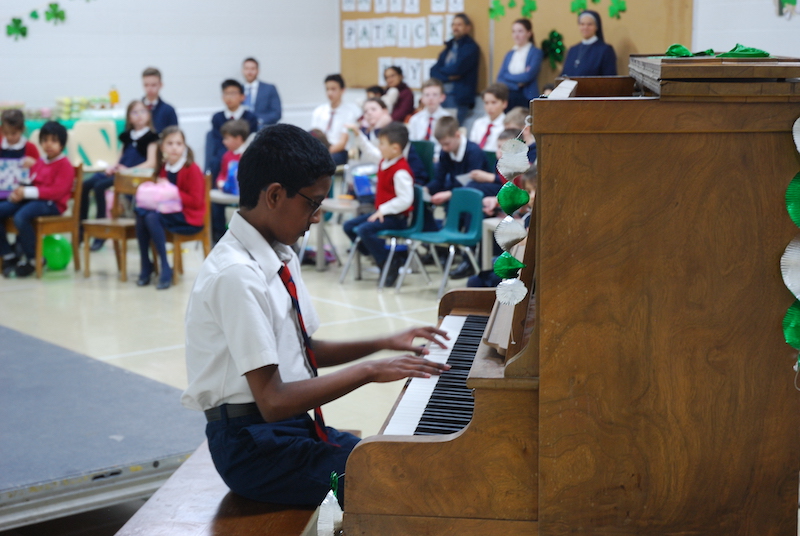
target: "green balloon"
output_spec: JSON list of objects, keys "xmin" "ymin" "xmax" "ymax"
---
[
  {"xmin": 493, "ymin": 251, "xmax": 526, "ymax": 279},
  {"xmin": 783, "ymin": 301, "xmax": 800, "ymax": 349},
  {"xmin": 42, "ymin": 235, "xmax": 72, "ymax": 271}
]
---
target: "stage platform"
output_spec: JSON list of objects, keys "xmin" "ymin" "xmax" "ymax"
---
[{"xmin": 0, "ymin": 326, "xmax": 206, "ymax": 531}]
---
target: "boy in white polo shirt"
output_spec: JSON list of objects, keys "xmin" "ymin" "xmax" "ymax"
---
[{"xmin": 182, "ymin": 124, "xmax": 448, "ymax": 507}]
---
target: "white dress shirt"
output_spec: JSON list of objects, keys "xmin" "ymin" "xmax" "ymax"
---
[
  {"xmin": 244, "ymin": 81, "xmax": 259, "ymax": 110},
  {"xmin": 469, "ymin": 112, "xmax": 506, "ymax": 153},
  {"xmin": 508, "ymin": 42, "xmax": 532, "ymax": 74},
  {"xmin": 181, "ymin": 212, "xmax": 320, "ymax": 411},
  {"xmin": 309, "ymin": 102, "xmax": 361, "ymax": 145},
  {"xmin": 224, "ymin": 106, "xmax": 246, "ymax": 121},
  {"xmin": 407, "ymin": 107, "xmax": 452, "ymax": 160}
]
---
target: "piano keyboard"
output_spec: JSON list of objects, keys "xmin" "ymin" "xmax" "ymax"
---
[{"xmin": 383, "ymin": 314, "xmax": 489, "ymax": 436}]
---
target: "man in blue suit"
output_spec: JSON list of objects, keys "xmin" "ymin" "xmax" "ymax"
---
[
  {"xmin": 430, "ymin": 13, "xmax": 480, "ymax": 127},
  {"xmin": 242, "ymin": 58, "xmax": 282, "ymax": 130}
]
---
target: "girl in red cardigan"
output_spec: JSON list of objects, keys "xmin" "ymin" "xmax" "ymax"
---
[{"xmin": 135, "ymin": 126, "xmax": 205, "ymax": 290}]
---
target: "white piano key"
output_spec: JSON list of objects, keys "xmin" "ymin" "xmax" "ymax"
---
[{"xmin": 383, "ymin": 315, "xmax": 466, "ymax": 436}]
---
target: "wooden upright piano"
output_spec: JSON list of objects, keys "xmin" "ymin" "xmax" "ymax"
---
[{"xmin": 344, "ymin": 56, "xmax": 800, "ymax": 535}]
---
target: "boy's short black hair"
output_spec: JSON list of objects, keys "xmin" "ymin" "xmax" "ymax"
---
[
  {"xmin": 220, "ymin": 119, "xmax": 250, "ymax": 140},
  {"xmin": 39, "ymin": 121, "xmax": 67, "ymax": 148},
  {"xmin": 238, "ymin": 124, "xmax": 335, "ymax": 210},
  {"xmin": 325, "ymin": 74, "xmax": 345, "ymax": 89},
  {"xmin": 1, "ymin": 109, "xmax": 25, "ymax": 131},
  {"xmin": 378, "ymin": 122, "xmax": 409, "ymax": 149},
  {"xmin": 366, "ymin": 85, "xmax": 385, "ymax": 96},
  {"xmin": 222, "ymin": 79, "xmax": 244, "ymax": 94}
]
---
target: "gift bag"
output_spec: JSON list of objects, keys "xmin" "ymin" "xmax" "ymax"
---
[
  {"xmin": 0, "ymin": 158, "xmax": 29, "ymax": 200},
  {"xmin": 135, "ymin": 179, "xmax": 182, "ymax": 214}
]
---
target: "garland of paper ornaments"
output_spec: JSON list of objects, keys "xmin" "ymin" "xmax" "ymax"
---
[{"xmin": 780, "ymin": 117, "xmax": 800, "ymax": 383}]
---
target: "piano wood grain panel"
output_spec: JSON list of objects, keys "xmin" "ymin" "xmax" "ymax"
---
[
  {"xmin": 343, "ymin": 514, "xmax": 538, "ymax": 536},
  {"xmin": 344, "ymin": 384, "xmax": 539, "ymax": 532},
  {"xmin": 533, "ymin": 97, "xmax": 800, "ymax": 535}
]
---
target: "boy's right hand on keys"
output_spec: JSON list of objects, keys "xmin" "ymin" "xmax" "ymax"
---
[{"xmin": 368, "ymin": 354, "xmax": 450, "ymax": 383}]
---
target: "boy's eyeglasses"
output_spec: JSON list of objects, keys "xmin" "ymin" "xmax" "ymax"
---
[{"xmin": 296, "ymin": 191, "xmax": 323, "ymax": 215}]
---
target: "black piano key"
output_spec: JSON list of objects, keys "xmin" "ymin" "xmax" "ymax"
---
[{"xmin": 413, "ymin": 315, "xmax": 488, "ymax": 436}]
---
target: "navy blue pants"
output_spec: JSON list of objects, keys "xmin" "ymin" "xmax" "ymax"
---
[
  {"xmin": 134, "ymin": 209, "xmax": 202, "ymax": 280},
  {"xmin": 0, "ymin": 200, "xmax": 60, "ymax": 259},
  {"xmin": 80, "ymin": 172, "xmax": 115, "ymax": 221},
  {"xmin": 206, "ymin": 411, "xmax": 359, "ymax": 507},
  {"xmin": 343, "ymin": 213, "xmax": 407, "ymax": 267}
]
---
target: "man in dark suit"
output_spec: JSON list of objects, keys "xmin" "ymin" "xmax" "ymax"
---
[
  {"xmin": 241, "ymin": 57, "xmax": 282, "ymax": 130},
  {"xmin": 429, "ymin": 13, "xmax": 480, "ymax": 127}
]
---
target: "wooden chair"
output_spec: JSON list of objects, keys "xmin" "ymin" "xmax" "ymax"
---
[
  {"xmin": 165, "ymin": 173, "xmax": 212, "ymax": 284},
  {"xmin": 4, "ymin": 164, "xmax": 84, "ymax": 278},
  {"xmin": 81, "ymin": 171, "xmax": 154, "ymax": 282}
]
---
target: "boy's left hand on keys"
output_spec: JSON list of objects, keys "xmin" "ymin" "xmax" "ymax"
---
[{"xmin": 385, "ymin": 326, "xmax": 449, "ymax": 356}]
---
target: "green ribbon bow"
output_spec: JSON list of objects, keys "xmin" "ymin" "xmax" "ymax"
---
[
  {"xmin": 6, "ymin": 18, "xmax": 27, "ymax": 40},
  {"xmin": 45, "ymin": 3, "xmax": 66, "ymax": 24},
  {"xmin": 541, "ymin": 30, "xmax": 565, "ymax": 70},
  {"xmin": 716, "ymin": 43, "xmax": 769, "ymax": 58}
]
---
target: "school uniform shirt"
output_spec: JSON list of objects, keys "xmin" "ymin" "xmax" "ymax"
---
[
  {"xmin": 118, "ymin": 128, "xmax": 158, "ymax": 167},
  {"xmin": 181, "ymin": 211, "xmax": 319, "ymax": 411},
  {"xmin": 216, "ymin": 134, "xmax": 252, "ymax": 187},
  {"xmin": 375, "ymin": 156, "xmax": 414, "ymax": 217},
  {"xmin": 407, "ymin": 107, "xmax": 452, "ymax": 159},
  {"xmin": 158, "ymin": 157, "xmax": 206, "ymax": 227},
  {"xmin": 22, "ymin": 154, "xmax": 74, "ymax": 213},
  {"xmin": 0, "ymin": 135, "xmax": 40, "ymax": 160},
  {"xmin": 142, "ymin": 97, "xmax": 178, "ymax": 134},
  {"xmin": 211, "ymin": 107, "xmax": 259, "ymax": 139},
  {"xmin": 309, "ymin": 102, "xmax": 361, "ymax": 146},
  {"xmin": 428, "ymin": 134, "xmax": 488, "ymax": 195},
  {"xmin": 469, "ymin": 113, "xmax": 506, "ymax": 153}
]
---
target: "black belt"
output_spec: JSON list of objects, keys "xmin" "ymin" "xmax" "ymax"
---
[{"xmin": 204, "ymin": 402, "xmax": 261, "ymax": 422}]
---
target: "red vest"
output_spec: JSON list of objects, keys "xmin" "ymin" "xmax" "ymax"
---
[{"xmin": 375, "ymin": 157, "xmax": 413, "ymax": 216}]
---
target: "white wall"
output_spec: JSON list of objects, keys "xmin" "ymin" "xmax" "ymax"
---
[
  {"xmin": 693, "ymin": 0, "xmax": 800, "ymax": 56},
  {"xmin": 0, "ymin": 1, "xmax": 356, "ymax": 167}
]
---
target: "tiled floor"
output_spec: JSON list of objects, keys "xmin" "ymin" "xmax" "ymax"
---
[{"xmin": 0, "ymin": 218, "xmax": 465, "ymax": 535}]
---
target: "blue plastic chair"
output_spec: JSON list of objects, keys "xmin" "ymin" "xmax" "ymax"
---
[{"xmin": 394, "ymin": 187, "xmax": 484, "ymax": 298}]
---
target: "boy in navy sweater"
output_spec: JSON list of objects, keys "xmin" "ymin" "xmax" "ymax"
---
[
  {"xmin": 428, "ymin": 116, "xmax": 489, "ymax": 207},
  {"xmin": 141, "ymin": 67, "xmax": 178, "ymax": 134}
]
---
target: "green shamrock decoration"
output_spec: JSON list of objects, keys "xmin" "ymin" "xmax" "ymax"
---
[
  {"xmin": 570, "ymin": 0, "xmax": 588, "ymax": 13},
  {"xmin": 29, "ymin": 10, "xmax": 39, "ymax": 20},
  {"xmin": 7, "ymin": 18, "xmax": 27, "ymax": 40},
  {"xmin": 541, "ymin": 30, "xmax": 565, "ymax": 69},
  {"xmin": 609, "ymin": 0, "xmax": 627, "ymax": 18},
  {"xmin": 45, "ymin": 3, "xmax": 66, "ymax": 24},
  {"xmin": 489, "ymin": 0, "xmax": 506, "ymax": 20},
  {"xmin": 508, "ymin": 0, "xmax": 517, "ymax": 8},
  {"xmin": 521, "ymin": 0, "xmax": 537, "ymax": 17}
]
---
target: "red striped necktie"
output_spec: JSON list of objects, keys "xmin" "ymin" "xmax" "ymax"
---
[
  {"xmin": 479, "ymin": 122, "xmax": 493, "ymax": 149},
  {"xmin": 425, "ymin": 116, "xmax": 433, "ymax": 140},
  {"xmin": 278, "ymin": 262, "xmax": 332, "ymax": 444}
]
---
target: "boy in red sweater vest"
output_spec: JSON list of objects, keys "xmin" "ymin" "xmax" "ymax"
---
[
  {"xmin": 343, "ymin": 122, "xmax": 414, "ymax": 286},
  {"xmin": 1, "ymin": 121, "xmax": 73, "ymax": 278}
]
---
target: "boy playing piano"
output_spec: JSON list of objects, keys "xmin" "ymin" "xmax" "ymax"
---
[{"xmin": 182, "ymin": 124, "xmax": 449, "ymax": 507}]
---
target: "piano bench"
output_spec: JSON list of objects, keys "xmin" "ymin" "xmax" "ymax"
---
[{"xmin": 115, "ymin": 440, "xmax": 319, "ymax": 536}]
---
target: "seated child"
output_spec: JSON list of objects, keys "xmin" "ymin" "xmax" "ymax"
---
[
  {"xmin": 0, "ymin": 121, "xmax": 73, "ymax": 278},
  {"xmin": 343, "ymin": 122, "xmax": 414, "ymax": 287},
  {"xmin": 207, "ymin": 79, "xmax": 259, "ymax": 180},
  {"xmin": 181, "ymin": 123, "xmax": 449, "ymax": 507},
  {"xmin": 466, "ymin": 128, "xmax": 519, "ymax": 198},
  {"xmin": 135, "ymin": 126, "xmax": 206, "ymax": 290},
  {"xmin": 211, "ymin": 119, "xmax": 252, "ymax": 243},
  {"xmin": 503, "ymin": 106, "xmax": 536, "ymax": 164},
  {"xmin": 81, "ymin": 100, "xmax": 159, "ymax": 251},
  {"xmin": 216, "ymin": 119, "xmax": 252, "ymax": 191},
  {"xmin": 407, "ymin": 79, "xmax": 452, "ymax": 161},
  {"xmin": 309, "ymin": 74, "xmax": 362, "ymax": 166},
  {"xmin": 468, "ymin": 84, "xmax": 509, "ymax": 153},
  {"xmin": 427, "ymin": 116, "xmax": 489, "ymax": 207},
  {"xmin": 0, "ymin": 109, "xmax": 40, "ymax": 199}
]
